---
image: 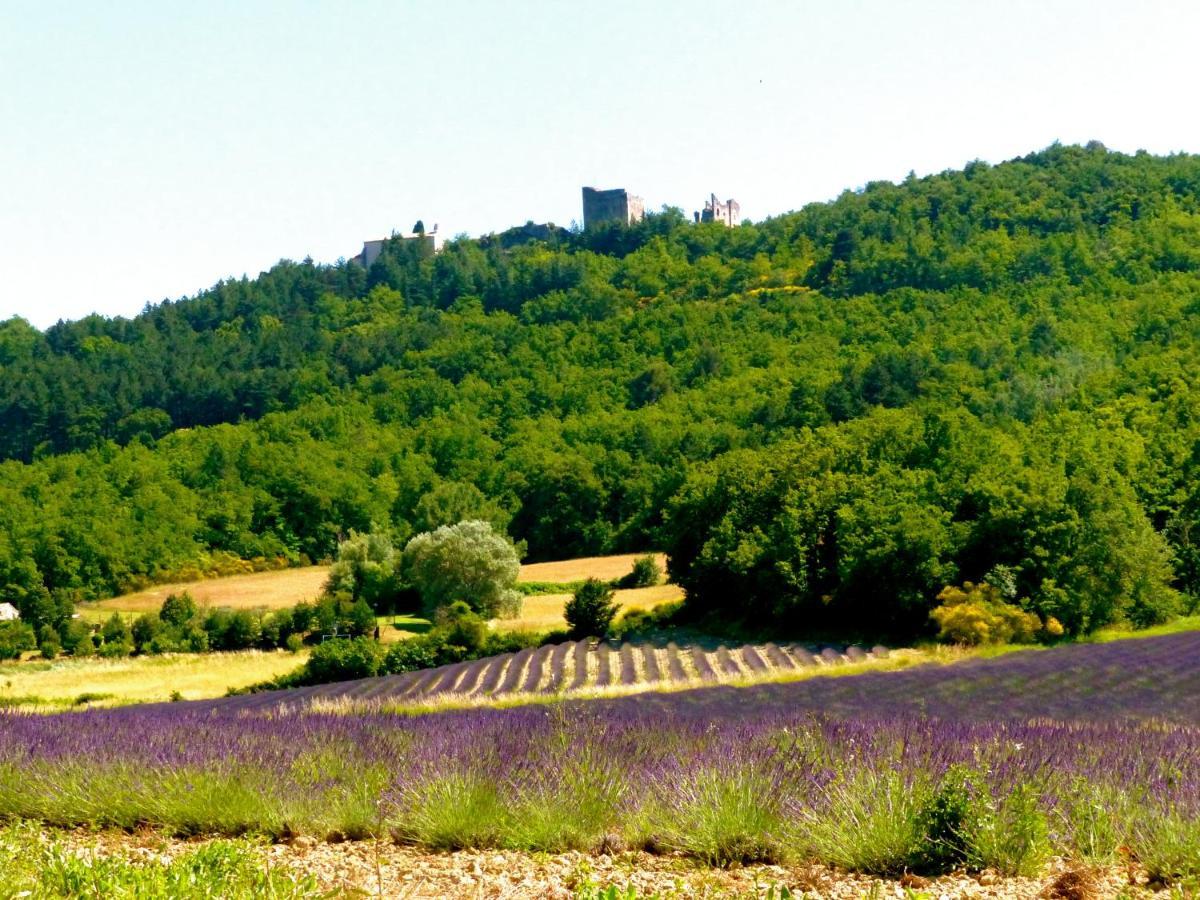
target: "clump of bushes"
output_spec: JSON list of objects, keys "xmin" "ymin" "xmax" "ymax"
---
[
  {"xmin": 0, "ymin": 622, "xmax": 35, "ymax": 661},
  {"xmin": 930, "ymin": 582, "xmax": 1054, "ymax": 646},
  {"xmin": 124, "ymin": 591, "xmax": 376, "ymax": 657},
  {"xmin": 267, "ymin": 602, "xmax": 550, "ymax": 689}
]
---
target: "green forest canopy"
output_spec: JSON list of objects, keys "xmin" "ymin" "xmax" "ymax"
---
[{"xmin": 3, "ymin": 142, "xmax": 1200, "ymax": 638}]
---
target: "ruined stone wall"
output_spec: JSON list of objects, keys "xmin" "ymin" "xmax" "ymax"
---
[{"xmin": 582, "ymin": 187, "xmax": 645, "ymax": 228}]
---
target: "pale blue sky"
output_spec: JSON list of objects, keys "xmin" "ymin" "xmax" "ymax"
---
[{"xmin": 2, "ymin": 1, "xmax": 1197, "ymax": 328}]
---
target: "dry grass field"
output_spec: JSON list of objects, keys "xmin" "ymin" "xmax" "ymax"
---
[
  {"xmin": 516, "ymin": 552, "xmax": 667, "ymax": 583},
  {"xmin": 85, "ymin": 554, "xmax": 671, "ymax": 625},
  {"xmin": 82, "ymin": 567, "xmax": 333, "ymax": 619},
  {"xmin": 496, "ymin": 583, "xmax": 684, "ymax": 631},
  {"xmin": 0, "ymin": 650, "xmax": 306, "ymax": 709}
]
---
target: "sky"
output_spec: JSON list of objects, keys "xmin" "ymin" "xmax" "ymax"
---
[{"xmin": 2, "ymin": 0, "xmax": 1199, "ymax": 328}]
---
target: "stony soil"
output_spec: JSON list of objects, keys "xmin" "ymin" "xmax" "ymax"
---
[{"xmin": 59, "ymin": 830, "xmax": 1175, "ymax": 898}]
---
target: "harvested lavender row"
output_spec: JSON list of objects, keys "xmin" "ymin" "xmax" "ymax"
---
[
  {"xmin": 496, "ymin": 647, "xmax": 535, "ymax": 694},
  {"xmin": 451, "ymin": 657, "xmax": 488, "ymax": 696},
  {"xmin": 594, "ymin": 644, "xmax": 614, "ymax": 687},
  {"xmin": 396, "ymin": 666, "xmax": 446, "ymax": 699},
  {"xmin": 427, "ymin": 664, "xmax": 467, "ymax": 697},
  {"xmin": 541, "ymin": 642, "xmax": 573, "ymax": 694},
  {"xmin": 568, "ymin": 641, "xmax": 590, "ymax": 690},
  {"xmin": 819, "ymin": 647, "xmax": 843, "ymax": 665},
  {"xmin": 740, "ymin": 645, "xmax": 769, "ymax": 673},
  {"xmin": 715, "ymin": 646, "xmax": 741, "ymax": 676},
  {"xmin": 665, "ymin": 644, "xmax": 687, "ymax": 681},
  {"xmin": 520, "ymin": 645, "xmax": 550, "ymax": 693},
  {"xmin": 691, "ymin": 646, "xmax": 717, "ymax": 681},
  {"xmin": 618, "ymin": 644, "xmax": 638, "ymax": 685},
  {"xmin": 763, "ymin": 643, "xmax": 794, "ymax": 670},
  {"xmin": 845, "ymin": 645, "xmax": 869, "ymax": 662},
  {"xmin": 640, "ymin": 644, "xmax": 662, "ymax": 683},
  {"xmin": 474, "ymin": 653, "xmax": 512, "ymax": 696},
  {"xmin": 358, "ymin": 673, "xmax": 414, "ymax": 701}
]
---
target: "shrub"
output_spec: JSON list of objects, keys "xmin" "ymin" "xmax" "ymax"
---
[
  {"xmin": 930, "ymin": 582, "xmax": 1042, "ymax": 645},
  {"xmin": 100, "ymin": 614, "xmax": 133, "ymax": 657},
  {"xmin": 59, "ymin": 620, "xmax": 95, "ymax": 657},
  {"xmin": 381, "ymin": 637, "xmax": 444, "ymax": 675},
  {"xmin": 131, "ymin": 614, "xmax": 161, "ymax": 653},
  {"xmin": 565, "ymin": 579, "xmax": 619, "ymax": 639},
  {"xmin": 910, "ymin": 766, "xmax": 975, "ymax": 873},
  {"xmin": 159, "ymin": 592, "xmax": 198, "ymax": 627},
  {"xmin": 438, "ymin": 601, "xmax": 487, "ymax": 654},
  {"xmin": 968, "ymin": 783, "xmax": 1051, "ymax": 876},
  {"xmin": 301, "ymin": 638, "xmax": 382, "ymax": 684},
  {"xmin": 616, "ymin": 555, "xmax": 662, "ymax": 589},
  {"xmin": 612, "ymin": 600, "xmax": 683, "ymax": 639}
]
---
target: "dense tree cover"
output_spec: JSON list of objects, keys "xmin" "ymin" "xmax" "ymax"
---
[{"xmin": 4, "ymin": 144, "xmax": 1200, "ymax": 637}]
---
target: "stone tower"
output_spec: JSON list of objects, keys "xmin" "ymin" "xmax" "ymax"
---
[
  {"xmin": 582, "ymin": 186, "xmax": 645, "ymax": 228},
  {"xmin": 698, "ymin": 193, "xmax": 740, "ymax": 227}
]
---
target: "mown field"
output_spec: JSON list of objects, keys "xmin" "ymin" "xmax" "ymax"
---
[
  {"xmin": 80, "ymin": 567, "xmax": 332, "ymax": 619},
  {"xmin": 3, "ymin": 631, "xmax": 1199, "ymax": 889},
  {"xmin": 0, "ymin": 650, "xmax": 306, "ymax": 709}
]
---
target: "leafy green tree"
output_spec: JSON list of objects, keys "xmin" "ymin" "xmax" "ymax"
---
[
  {"xmin": 130, "ymin": 614, "xmax": 160, "ymax": 653},
  {"xmin": 0, "ymin": 622, "xmax": 35, "ymax": 660},
  {"xmin": 323, "ymin": 529, "xmax": 401, "ymax": 612},
  {"xmin": 565, "ymin": 578, "xmax": 619, "ymax": 639},
  {"xmin": 159, "ymin": 593, "xmax": 198, "ymax": 628},
  {"xmin": 403, "ymin": 520, "xmax": 522, "ymax": 619},
  {"xmin": 99, "ymin": 614, "xmax": 133, "ymax": 657}
]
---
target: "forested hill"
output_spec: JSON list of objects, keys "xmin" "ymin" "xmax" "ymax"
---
[{"xmin": 4, "ymin": 142, "xmax": 1200, "ymax": 638}]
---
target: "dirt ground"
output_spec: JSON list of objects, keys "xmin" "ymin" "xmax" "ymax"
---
[{"xmin": 62, "ymin": 830, "xmax": 1168, "ymax": 899}]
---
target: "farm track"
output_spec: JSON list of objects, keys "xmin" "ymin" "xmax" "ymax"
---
[{"xmin": 208, "ymin": 639, "xmax": 891, "ymax": 712}]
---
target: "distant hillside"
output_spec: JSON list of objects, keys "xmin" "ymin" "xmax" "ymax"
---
[{"xmin": 3, "ymin": 143, "xmax": 1200, "ymax": 639}]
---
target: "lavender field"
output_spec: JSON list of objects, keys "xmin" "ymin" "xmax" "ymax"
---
[{"xmin": 2, "ymin": 631, "xmax": 1200, "ymax": 880}]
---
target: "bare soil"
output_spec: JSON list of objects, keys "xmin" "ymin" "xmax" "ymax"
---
[{"xmin": 59, "ymin": 830, "xmax": 1168, "ymax": 898}]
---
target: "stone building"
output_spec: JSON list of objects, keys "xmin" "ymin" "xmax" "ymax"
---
[
  {"xmin": 581, "ymin": 187, "xmax": 645, "ymax": 228},
  {"xmin": 696, "ymin": 193, "xmax": 740, "ymax": 227},
  {"xmin": 352, "ymin": 223, "xmax": 443, "ymax": 267}
]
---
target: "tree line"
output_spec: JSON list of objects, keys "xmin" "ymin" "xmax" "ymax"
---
[{"xmin": 3, "ymin": 143, "xmax": 1200, "ymax": 639}]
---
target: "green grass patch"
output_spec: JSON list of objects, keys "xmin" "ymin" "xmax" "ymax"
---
[
  {"xmin": 0, "ymin": 821, "xmax": 320, "ymax": 898},
  {"xmin": 1088, "ymin": 614, "xmax": 1200, "ymax": 643},
  {"xmin": 379, "ymin": 614, "xmax": 432, "ymax": 634},
  {"xmin": 516, "ymin": 580, "xmax": 587, "ymax": 596}
]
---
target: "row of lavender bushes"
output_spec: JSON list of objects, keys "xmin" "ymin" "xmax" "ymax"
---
[{"xmin": 1, "ymin": 705, "xmax": 1198, "ymax": 882}]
